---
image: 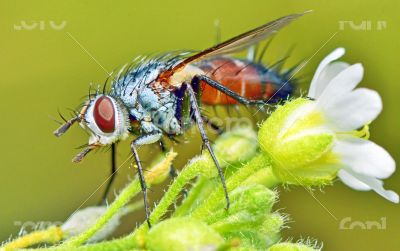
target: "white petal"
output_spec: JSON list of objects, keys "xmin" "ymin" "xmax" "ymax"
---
[
  {"xmin": 310, "ymin": 62, "xmax": 350, "ymax": 99},
  {"xmin": 309, "ymin": 48, "xmax": 346, "ymax": 98},
  {"xmin": 338, "ymin": 169, "xmax": 371, "ymax": 190},
  {"xmin": 339, "ymin": 168, "xmax": 399, "ymax": 203},
  {"xmin": 322, "ymin": 88, "xmax": 382, "ymax": 131},
  {"xmin": 317, "ymin": 64, "xmax": 364, "ymax": 108},
  {"xmin": 334, "ymin": 137, "xmax": 395, "ymax": 179}
]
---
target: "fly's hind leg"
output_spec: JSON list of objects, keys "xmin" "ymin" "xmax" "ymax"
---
[
  {"xmin": 184, "ymin": 82, "xmax": 230, "ymax": 210},
  {"xmin": 99, "ymin": 143, "xmax": 117, "ymax": 205},
  {"xmin": 131, "ymin": 130, "xmax": 163, "ymax": 228},
  {"xmin": 193, "ymin": 75, "xmax": 272, "ymax": 107},
  {"xmin": 202, "ymin": 115, "xmax": 224, "ymax": 135}
]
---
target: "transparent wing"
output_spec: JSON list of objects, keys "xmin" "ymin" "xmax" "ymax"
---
[{"xmin": 167, "ymin": 12, "xmax": 307, "ymax": 74}]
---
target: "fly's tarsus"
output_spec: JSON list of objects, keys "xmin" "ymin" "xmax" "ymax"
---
[
  {"xmin": 72, "ymin": 146, "xmax": 94, "ymax": 163},
  {"xmin": 53, "ymin": 116, "xmax": 80, "ymax": 137}
]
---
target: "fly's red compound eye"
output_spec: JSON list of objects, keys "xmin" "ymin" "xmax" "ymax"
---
[{"xmin": 93, "ymin": 96, "xmax": 115, "ymax": 133}]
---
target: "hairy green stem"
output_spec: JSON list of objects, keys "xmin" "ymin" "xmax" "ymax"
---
[
  {"xmin": 128, "ymin": 156, "xmax": 220, "ymax": 245},
  {"xmin": 62, "ymin": 179, "xmax": 141, "ymax": 247},
  {"xmin": 19, "ymin": 153, "xmax": 274, "ymax": 251},
  {"xmin": 173, "ymin": 176, "xmax": 216, "ymax": 217},
  {"xmin": 59, "ymin": 151, "xmax": 176, "ymax": 248},
  {"xmin": 14, "ymin": 128, "xmax": 267, "ymax": 251},
  {"xmin": 1, "ymin": 227, "xmax": 63, "ymax": 251},
  {"xmin": 191, "ymin": 153, "xmax": 272, "ymax": 219}
]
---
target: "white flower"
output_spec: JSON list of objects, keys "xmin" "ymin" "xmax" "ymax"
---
[{"xmin": 307, "ymin": 48, "xmax": 398, "ymax": 203}]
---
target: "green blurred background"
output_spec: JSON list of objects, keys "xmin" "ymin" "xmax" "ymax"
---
[{"xmin": 1, "ymin": 0, "xmax": 399, "ymax": 250}]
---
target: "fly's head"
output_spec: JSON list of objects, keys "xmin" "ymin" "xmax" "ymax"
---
[{"xmin": 54, "ymin": 94, "xmax": 130, "ymax": 163}]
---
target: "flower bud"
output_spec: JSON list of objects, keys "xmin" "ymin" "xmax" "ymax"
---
[
  {"xmin": 61, "ymin": 205, "xmax": 130, "ymax": 243},
  {"xmin": 260, "ymin": 213, "xmax": 285, "ymax": 247},
  {"xmin": 146, "ymin": 217, "xmax": 224, "ymax": 251},
  {"xmin": 204, "ymin": 185, "xmax": 277, "ymax": 224},
  {"xmin": 211, "ymin": 210, "xmax": 284, "ymax": 249},
  {"xmin": 194, "ymin": 127, "xmax": 258, "ymax": 179},
  {"xmin": 213, "ymin": 127, "xmax": 258, "ymax": 163},
  {"xmin": 258, "ymin": 98, "xmax": 338, "ymax": 186},
  {"xmin": 211, "ymin": 211, "xmax": 266, "ymax": 234}
]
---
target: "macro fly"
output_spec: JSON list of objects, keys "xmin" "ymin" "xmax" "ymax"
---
[{"xmin": 54, "ymin": 13, "xmax": 304, "ymax": 227}]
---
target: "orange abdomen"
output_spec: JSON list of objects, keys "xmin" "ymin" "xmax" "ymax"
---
[{"xmin": 198, "ymin": 58, "xmax": 276, "ymax": 105}]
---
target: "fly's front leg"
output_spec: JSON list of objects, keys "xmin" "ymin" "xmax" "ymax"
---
[
  {"xmin": 184, "ymin": 82, "xmax": 230, "ymax": 210},
  {"xmin": 193, "ymin": 75, "xmax": 272, "ymax": 106},
  {"xmin": 131, "ymin": 129, "xmax": 162, "ymax": 228},
  {"xmin": 99, "ymin": 143, "xmax": 117, "ymax": 205}
]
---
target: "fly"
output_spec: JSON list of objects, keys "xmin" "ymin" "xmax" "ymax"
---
[{"xmin": 54, "ymin": 12, "xmax": 306, "ymax": 227}]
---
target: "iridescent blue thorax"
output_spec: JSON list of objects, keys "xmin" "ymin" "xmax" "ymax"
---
[{"xmin": 109, "ymin": 52, "xmax": 192, "ymax": 136}]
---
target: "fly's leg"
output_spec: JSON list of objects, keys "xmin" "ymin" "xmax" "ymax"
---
[
  {"xmin": 131, "ymin": 144, "xmax": 151, "ymax": 228},
  {"xmin": 99, "ymin": 143, "xmax": 117, "ymax": 205},
  {"xmin": 193, "ymin": 75, "xmax": 272, "ymax": 107},
  {"xmin": 189, "ymin": 78, "xmax": 224, "ymax": 135},
  {"xmin": 202, "ymin": 115, "xmax": 224, "ymax": 135},
  {"xmin": 131, "ymin": 131, "xmax": 163, "ymax": 228},
  {"xmin": 185, "ymin": 82, "xmax": 230, "ymax": 210}
]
